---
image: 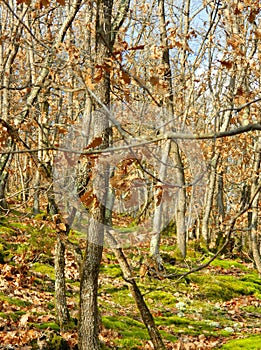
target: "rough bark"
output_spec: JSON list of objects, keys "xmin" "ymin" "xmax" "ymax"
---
[
  {"xmin": 78, "ymin": 1, "xmax": 113, "ymax": 348},
  {"xmin": 78, "ymin": 220, "xmax": 105, "ymax": 348},
  {"xmin": 55, "ymin": 235, "xmax": 70, "ymax": 331},
  {"xmin": 0, "ymin": 171, "xmax": 8, "ymax": 212}
]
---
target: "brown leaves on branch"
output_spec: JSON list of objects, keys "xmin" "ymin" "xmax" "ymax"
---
[
  {"xmin": 16, "ymin": 0, "xmax": 65, "ymax": 6},
  {"xmin": 218, "ymin": 60, "xmax": 233, "ymax": 70}
]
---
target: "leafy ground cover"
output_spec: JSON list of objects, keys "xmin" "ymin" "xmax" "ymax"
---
[{"xmin": 0, "ymin": 213, "xmax": 261, "ymax": 349}]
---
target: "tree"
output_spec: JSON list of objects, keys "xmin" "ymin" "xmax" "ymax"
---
[{"xmin": 0, "ymin": 0, "xmax": 261, "ymax": 347}]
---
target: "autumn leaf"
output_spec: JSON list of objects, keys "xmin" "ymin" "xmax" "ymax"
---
[
  {"xmin": 149, "ymin": 76, "xmax": 160, "ymax": 86},
  {"xmin": 120, "ymin": 71, "xmax": 131, "ymax": 84},
  {"xmin": 56, "ymin": 126, "xmax": 68, "ymax": 135},
  {"xmin": 37, "ymin": 0, "xmax": 50, "ymax": 8},
  {"xmin": 18, "ymin": 313, "xmax": 30, "ymax": 329},
  {"xmin": 16, "ymin": 0, "xmax": 31, "ymax": 4},
  {"xmin": 58, "ymin": 222, "xmax": 67, "ymax": 231},
  {"xmin": 86, "ymin": 136, "xmax": 103, "ymax": 150},
  {"xmin": 94, "ymin": 68, "xmax": 103, "ymax": 83},
  {"xmin": 218, "ymin": 60, "xmax": 233, "ymax": 69},
  {"xmin": 254, "ymin": 29, "xmax": 261, "ymax": 39},
  {"xmin": 248, "ymin": 9, "xmax": 259, "ymax": 23},
  {"xmin": 80, "ymin": 190, "xmax": 95, "ymax": 207},
  {"xmin": 128, "ymin": 44, "xmax": 145, "ymax": 51}
]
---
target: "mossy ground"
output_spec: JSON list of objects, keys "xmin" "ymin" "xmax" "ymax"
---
[{"xmin": 0, "ymin": 213, "xmax": 261, "ymax": 349}]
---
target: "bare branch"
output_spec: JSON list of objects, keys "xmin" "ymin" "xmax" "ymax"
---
[{"xmin": 0, "ymin": 121, "xmax": 260, "ymax": 156}]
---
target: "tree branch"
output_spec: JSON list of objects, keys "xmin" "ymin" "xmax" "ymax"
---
[{"xmin": 1, "ymin": 121, "xmax": 260, "ymax": 156}]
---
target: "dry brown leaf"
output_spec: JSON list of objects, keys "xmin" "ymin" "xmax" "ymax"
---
[
  {"xmin": 18, "ymin": 313, "xmax": 30, "ymax": 329},
  {"xmin": 149, "ymin": 76, "xmax": 160, "ymax": 86},
  {"xmin": 58, "ymin": 222, "xmax": 67, "ymax": 231},
  {"xmin": 218, "ymin": 60, "xmax": 233, "ymax": 69},
  {"xmin": 94, "ymin": 68, "xmax": 103, "ymax": 83},
  {"xmin": 86, "ymin": 137, "xmax": 103, "ymax": 150},
  {"xmin": 121, "ymin": 71, "xmax": 131, "ymax": 84}
]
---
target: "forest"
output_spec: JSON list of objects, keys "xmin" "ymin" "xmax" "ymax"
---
[{"xmin": 0, "ymin": 0, "xmax": 261, "ymax": 348}]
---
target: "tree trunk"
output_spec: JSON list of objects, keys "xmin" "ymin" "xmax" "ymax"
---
[
  {"xmin": 202, "ymin": 154, "xmax": 219, "ymax": 244},
  {"xmin": 250, "ymin": 138, "xmax": 261, "ymax": 275},
  {"xmin": 251, "ymin": 192, "xmax": 261, "ymax": 276},
  {"xmin": 78, "ymin": 219, "xmax": 105, "ymax": 349},
  {"xmin": 173, "ymin": 143, "xmax": 186, "ymax": 257},
  {"xmin": 156, "ymin": 0, "xmax": 187, "ymax": 258},
  {"xmin": 55, "ymin": 235, "xmax": 70, "ymax": 331},
  {"xmin": 78, "ymin": 1, "xmax": 113, "ymax": 348},
  {"xmin": 0, "ymin": 171, "xmax": 8, "ymax": 212},
  {"xmin": 107, "ymin": 232, "xmax": 166, "ymax": 350},
  {"xmin": 150, "ymin": 140, "xmax": 171, "ymax": 268}
]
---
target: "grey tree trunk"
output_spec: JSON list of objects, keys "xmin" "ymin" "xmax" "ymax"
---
[
  {"xmin": 150, "ymin": 140, "xmax": 171, "ymax": 268},
  {"xmin": 156, "ymin": 0, "xmax": 187, "ymax": 258},
  {"xmin": 202, "ymin": 154, "xmax": 219, "ymax": 244},
  {"xmin": 173, "ymin": 143, "xmax": 186, "ymax": 257},
  {"xmin": 55, "ymin": 235, "xmax": 70, "ymax": 331},
  {"xmin": 0, "ymin": 171, "xmax": 8, "ymax": 212},
  {"xmin": 250, "ymin": 138, "xmax": 261, "ymax": 275},
  {"xmin": 78, "ymin": 0, "xmax": 112, "ymax": 348}
]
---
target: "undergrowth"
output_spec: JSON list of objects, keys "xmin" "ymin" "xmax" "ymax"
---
[{"xmin": 0, "ymin": 213, "xmax": 261, "ymax": 349}]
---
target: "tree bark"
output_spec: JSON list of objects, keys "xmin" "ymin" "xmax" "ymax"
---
[
  {"xmin": 0, "ymin": 171, "xmax": 8, "ymax": 212},
  {"xmin": 156, "ymin": 0, "xmax": 187, "ymax": 258},
  {"xmin": 78, "ymin": 1, "xmax": 113, "ymax": 348},
  {"xmin": 55, "ymin": 235, "xmax": 70, "ymax": 331},
  {"xmin": 150, "ymin": 140, "xmax": 171, "ymax": 268}
]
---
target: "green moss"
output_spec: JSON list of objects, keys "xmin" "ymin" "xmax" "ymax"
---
[
  {"xmin": 46, "ymin": 332, "xmax": 70, "ymax": 349},
  {"xmin": 0, "ymin": 225, "xmax": 16, "ymax": 235},
  {"xmin": 28, "ymin": 228, "xmax": 56, "ymax": 255},
  {"xmin": 32, "ymin": 263, "xmax": 55, "ymax": 280},
  {"xmin": 33, "ymin": 212, "xmax": 47, "ymax": 220},
  {"xmin": 220, "ymin": 335, "xmax": 261, "ymax": 349},
  {"xmin": 144, "ymin": 290, "xmax": 177, "ymax": 306},
  {"xmin": 111, "ymin": 288, "xmax": 134, "ymax": 307},
  {"xmin": 103, "ymin": 315, "xmax": 148, "ymax": 348},
  {"xmin": 9, "ymin": 222, "xmax": 30, "ymax": 231},
  {"xmin": 113, "ymin": 226, "xmax": 137, "ymax": 233},
  {"xmin": 217, "ymin": 276, "xmax": 258, "ymax": 295},
  {"xmin": 47, "ymin": 302, "xmax": 55, "ymax": 310},
  {"xmin": 210, "ymin": 259, "xmax": 248, "ymax": 271},
  {"xmin": 0, "ymin": 311, "xmax": 26, "ymax": 322},
  {"xmin": 240, "ymin": 273, "xmax": 261, "ymax": 285},
  {"xmin": 35, "ymin": 322, "xmax": 60, "ymax": 331},
  {"xmin": 100, "ymin": 264, "xmax": 122, "ymax": 278},
  {"xmin": 16, "ymin": 243, "xmax": 30, "ymax": 254},
  {"xmin": 189, "ymin": 272, "xmax": 261, "ymax": 301},
  {"xmin": 0, "ymin": 293, "xmax": 31, "ymax": 307},
  {"xmin": 156, "ymin": 315, "xmax": 190, "ymax": 327}
]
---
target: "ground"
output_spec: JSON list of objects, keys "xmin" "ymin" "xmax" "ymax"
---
[{"xmin": 0, "ymin": 211, "xmax": 261, "ymax": 349}]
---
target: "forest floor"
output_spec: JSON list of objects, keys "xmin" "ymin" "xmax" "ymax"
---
[{"xmin": 0, "ymin": 211, "xmax": 261, "ymax": 349}]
